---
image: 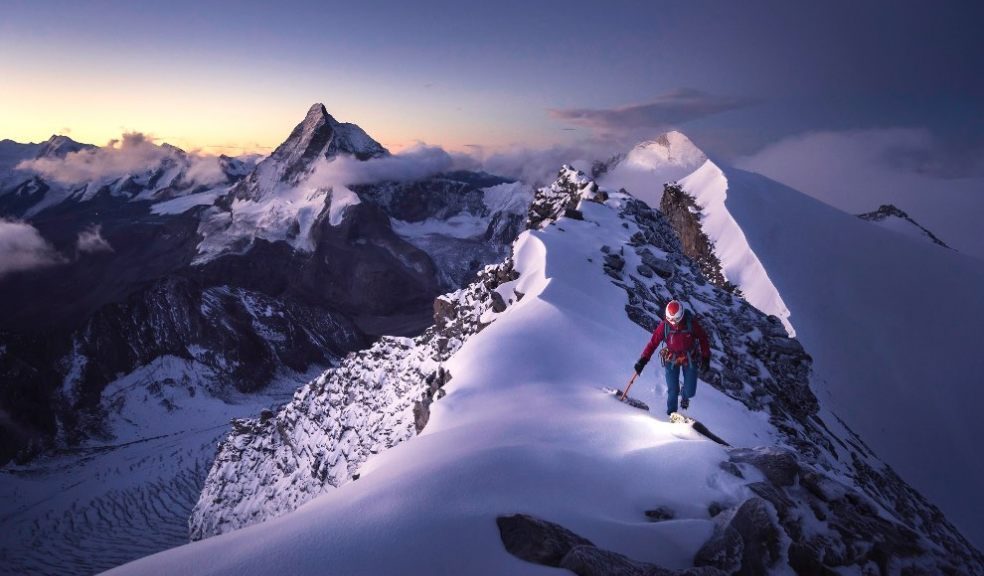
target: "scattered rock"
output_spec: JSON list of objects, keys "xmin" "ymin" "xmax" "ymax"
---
[
  {"xmin": 728, "ymin": 447, "xmax": 799, "ymax": 487},
  {"xmin": 498, "ymin": 514, "xmax": 727, "ymax": 576},
  {"xmin": 644, "ymin": 507, "xmax": 675, "ymax": 521},
  {"xmin": 696, "ymin": 497, "xmax": 782, "ymax": 576},
  {"xmin": 497, "ymin": 514, "xmax": 594, "ymax": 567}
]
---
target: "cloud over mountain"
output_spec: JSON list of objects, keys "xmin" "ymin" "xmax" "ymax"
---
[
  {"xmin": 0, "ymin": 218, "xmax": 64, "ymax": 276},
  {"xmin": 76, "ymin": 224, "xmax": 114, "ymax": 254},
  {"xmin": 305, "ymin": 144, "xmax": 457, "ymax": 189},
  {"xmin": 16, "ymin": 132, "xmax": 227, "ymax": 187},
  {"xmin": 549, "ymin": 89, "xmax": 752, "ymax": 134}
]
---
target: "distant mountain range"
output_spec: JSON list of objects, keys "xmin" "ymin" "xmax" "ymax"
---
[{"xmin": 0, "ymin": 103, "xmax": 530, "ymax": 468}]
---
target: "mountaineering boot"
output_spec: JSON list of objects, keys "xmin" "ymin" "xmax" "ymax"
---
[{"xmin": 680, "ymin": 396, "xmax": 689, "ymax": 410}]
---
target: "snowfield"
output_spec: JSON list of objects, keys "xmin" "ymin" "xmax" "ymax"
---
[
  {"xmin": 105, "ymin": 193, "xmax": 773, "ymax": 576},
  {"xmin": 694, "ymin": 164, "xmax": 984, "ymax": 549},
  {"xmin": 0, "ymin": 362, "xmax": 315, "ymax": 576},
  {"xmin": 104, "ymin": 169, "xmax": 981, "ymax": 575},
  {"xmin": 678, "ymin": 160, "xmax": 794, "ymax": 336},
  {"xmin": 604, "ymin": 136, "xmax": 984, "ymax": 549}
]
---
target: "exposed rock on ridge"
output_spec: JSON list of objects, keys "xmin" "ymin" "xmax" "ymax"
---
[
  {"xmin": 189, "ymin": 257, "xmax": 523, "ymax": 539},
  {"xmin": 858, "ymin": 203, "xmax": 951, "ymax": 249},
  {"xmin": 659, "ymin": 183, "xmax": 740, "ymax": 295},
  {"xmin": 537, "ymin": 166, "xmax": 983, "ymax": 574}
]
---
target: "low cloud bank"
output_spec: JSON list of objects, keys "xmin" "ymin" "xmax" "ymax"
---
[
  {"xmin": 0, "ymin": 218, "xmax": 64, "ymax": 277},
  {"xmin": 306, "ymin": 145, "xmax": 457, "ymax": 189},
  {"xmin": 305, "ymin": 141, "xmax": 622, "ymax": 191},
  {"xmin": 17, "ymin": 132, "xmax": 228, "ymax": 187},
  {"xmin": 76, "ymin": 224, "xmax": 114, "ymax": 254},
  {"xmin": 550, "ymin": 89, "xmax": 752, "ymax": 137}
]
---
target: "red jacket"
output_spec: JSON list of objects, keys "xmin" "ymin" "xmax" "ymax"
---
[{"xmin": 641, "ymin": 313, "xmax": 710, "ymax": 361}]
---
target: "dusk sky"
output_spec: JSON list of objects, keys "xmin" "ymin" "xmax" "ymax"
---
[{"xmin": 4, "ymin": 0, "xmax": 983, "ymax": 166}]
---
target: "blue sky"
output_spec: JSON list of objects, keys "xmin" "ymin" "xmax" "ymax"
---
[{"xmin": 3, "ymin": 0, "xmax": 982, "ymax": 165}]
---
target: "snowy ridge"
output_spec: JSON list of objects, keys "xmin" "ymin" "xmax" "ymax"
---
[
  {"xmin": 707, "ymin": 166, "xmax": 984, "ymax": 550},
  {"xmin": 604, "ymin": 182, "xmax": 980, "ymax": 568},
  {"xmin": 108, "ymin": 167, "xmax": 983, "ymax": 576},
  {"xmin": 857, "ymin": 203, "xmax": 951, "ymax": 249},
  {"xmin": 194, "ymin": 105, "xmax": 430, "ymax": 262},
  {"xmin": 189, "ymin": 254, "xmax": 528, "ymax": 539},
  {"xmin": 677, "ymin": 160, "xmax": 794, "ymax": 335}
]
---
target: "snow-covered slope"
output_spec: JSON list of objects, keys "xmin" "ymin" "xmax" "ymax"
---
[
  {"xmin": 676, "ymin": 161, "xmax": 793, "ymax": 336},
  {"xmin": 679, "ymin": 163, "xmax": 984, "ymax": 550},
  {"xmin": 0, "ymin": 135, "xmax": 248, "ymax": 219},
  {"xmin": 194, "ymin": 104, "xmax": 390, "ymax": 259},
  {"xmin": 229, "ymin": 103, "xmax": 388, "ymax": 203},
  {"xmin": 597, "ymin": 139, "xmax": 984, "ymax": 548},
  {"xmin": 597, "ymin": 131, "xmax": 707, "ymax": 207},
  {"xmin": 106, "ymin": 167, "xmax": 981, "ymax": 576},
  {"xmin": 0, "ymin": 139, "xmax": 42, "ymax": 175}
]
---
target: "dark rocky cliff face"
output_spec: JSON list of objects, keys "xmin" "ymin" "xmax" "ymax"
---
[
  {"xmin": 189, "ymin": 254, "xmax": 520, "ymax": 539},
  {"xmin": 659, "ymin": 183, "xmax": 740, "ymax": 296}
]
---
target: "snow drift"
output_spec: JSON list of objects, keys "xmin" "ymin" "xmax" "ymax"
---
[{"xmin": 105, "ymin": 167, "xmax": 981, "ymax": 576}]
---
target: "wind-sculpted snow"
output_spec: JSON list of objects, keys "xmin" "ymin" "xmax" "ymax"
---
[
  {"xmin": 571, "ymin": 165, "xmax": 982, "ymax": 571},
  {"xmin": 108, "ymin": 166, "xmax": 983, "ymax": 576},
  {"xmin": 189, "ymin": 258, "xmax": 522, "ymax": 539}
]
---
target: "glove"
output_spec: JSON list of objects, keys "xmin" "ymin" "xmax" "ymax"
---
[
  {"xmin": 701, "ymin": 356, "xmax": 711, "ymax": 371},
  {"xmin": 634, "ymin": 357, "xmax": 649, "ymax": 375}
]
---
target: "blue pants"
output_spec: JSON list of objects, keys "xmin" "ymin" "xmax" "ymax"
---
[{"xmin": 664, "ymin": 361, "xmax": 698, "ymax": 414}]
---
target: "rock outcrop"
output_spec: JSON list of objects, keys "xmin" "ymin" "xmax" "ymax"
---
[
  {"xmin": 659, "ymin": 183, "xmax": 740, "ymax": 295},
  {"xmin": 529, "ymin": 166, "xmax": 983, "ymax": 574},
  {"xmin": 858, "ymin": 203, "xmax": 951, "ymax": 249}
]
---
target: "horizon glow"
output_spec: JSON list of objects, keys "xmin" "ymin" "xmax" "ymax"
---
[{"xmin": 2, "ymin": 1, "xmax": 982, "ymax": 162}]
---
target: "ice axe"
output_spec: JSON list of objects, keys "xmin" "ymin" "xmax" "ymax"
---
[{"xmin": 618, "ymin": 372, "xmax": 639, "ymax": 401}]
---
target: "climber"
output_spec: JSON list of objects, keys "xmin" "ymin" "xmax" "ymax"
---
[{"xmin": 633, "ymin": 300, "xmax": 711, "ymax": 416}]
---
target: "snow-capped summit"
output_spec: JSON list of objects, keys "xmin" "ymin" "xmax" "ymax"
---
[
  {"xmin": 34, "ymin": 134, "xmax": 94, "ymax": 159},
  {"xmin": 229, "ymin": 103, "xmax": 388, "ymax": 202},
  {"xmin": 597, "ymin": 130, "xmax": 709, "ymax": 209},
  {"xmin": 623, "ymin": 131, "xmax": 707, "ymax": 171}
]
